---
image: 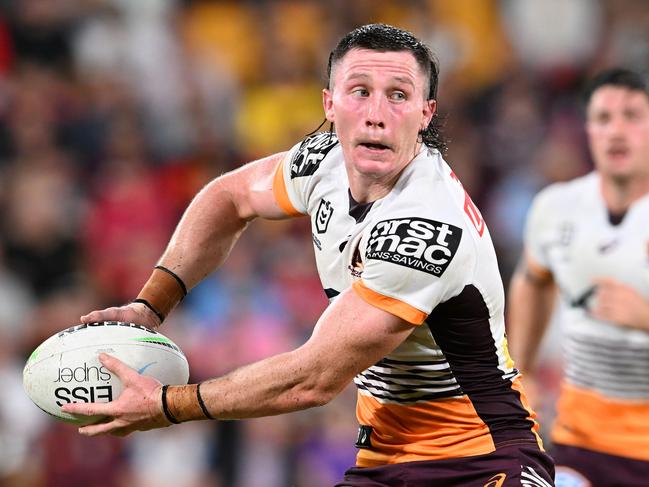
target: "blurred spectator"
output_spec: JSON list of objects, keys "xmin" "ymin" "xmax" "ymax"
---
[
  {"xmin": 0, "ymin": 254, "xmax": 42, "ymax": 487},
  {"xmin": 596, "ymin": 0, "xmax": 649, "ymax": 70},
  {"xmin": 180, "ymin": 1, "xmax": 263, "ymax": 85},
  {"xmin": 2, "ymin": 145, "xmax": 82, "ymax": 297},
  {"xmin": 426, "ymin": 0, "xmax": 514, "ymax": 94},
  {"xmin": 39, "ymin": 422, "xmax": 127, "ymax": 487},
  {"xmin": 81, "ymin": 114, "xmax": 175, "ymax": 303},
  {"xmin": 501, "ymin": 0, "xmax": 603, "ymax": 73},
  {"xmin": 5, "ymin": 0, "xmax": 77, "ymax": 70},
  {"xmin": 126, "ymin": 425, "xmax": 217, "ymax": 487}
]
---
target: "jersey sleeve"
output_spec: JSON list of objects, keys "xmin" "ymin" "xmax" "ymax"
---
[
  {"xmin": 272, "ymin": 150, "xmax": 306, "ymax": 216},
  {"xmin": 353, "ymin": 215, "xmax": 473, "ymax": 325},
  {"xmin": 272, "ymin": 132, "xmax": 339, "ymax": 217},
  {"xmin": 524, "ymin": 186, "xmax": 559, "ymax": 269}
]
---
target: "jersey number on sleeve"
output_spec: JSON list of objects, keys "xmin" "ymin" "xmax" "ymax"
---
[
  {"xmin": 464, "ymin": 191, "xmax": 485, "ymax": 237},
  {"xmin": 450, "ymin": 170, "xmax": 485, "ymax": 237}
]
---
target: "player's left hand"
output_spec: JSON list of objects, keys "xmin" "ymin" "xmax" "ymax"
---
[
  {"xmin": 591, "ymin": 278, "xmax": 649, "ymax": 331},
  {"xmin": 61, "ymin": 353, "xmax": 170, "ymax": 437}
]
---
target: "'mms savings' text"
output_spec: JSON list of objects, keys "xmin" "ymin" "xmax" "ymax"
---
[{"xmin": 366, "ymin": 218, "xmax": 462, "ymax": 276}]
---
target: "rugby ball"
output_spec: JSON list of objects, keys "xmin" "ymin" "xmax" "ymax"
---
[{"xmin": 23, "ymin": 321, "xmax": 190, "ymax": 425}]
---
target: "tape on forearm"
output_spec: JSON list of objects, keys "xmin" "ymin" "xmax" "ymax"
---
[
  {"xmin": 197, "ymin": 382, "xmax": 215, "ymax": 420},
  {"xmin": 161, "ymin": 385, "xmax": 180, "ymax": 424},
  {"xmin": 165, "ymin": 384, "xmax": 210, "ymax": 422},
  {"xmin": 135, "ymin": 266, "xmax": 187, "ymax": 322}
]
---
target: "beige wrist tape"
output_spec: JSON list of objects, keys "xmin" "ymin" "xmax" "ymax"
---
[
  {"xmin": 136, "ymin": 267, "xmax": 186, "ymax": 321},
  {"xmin": 166, "ymin": 384, "xmax": 209, "ymax": 422}
]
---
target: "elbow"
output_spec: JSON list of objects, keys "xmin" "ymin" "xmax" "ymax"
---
[
  {"xmin": 217, "ymin": 172, "xmax": 258, "ymax": 222},
  {"xmin": 299, "ymin": 378, "xmax": 347, "ymax": 408},
  {"xmin": 302, "ymin": 391, "xmax": 336, "ymax": 409},
  {"xmin": 287, "ymin": 347, "xmax": 356, "ymax": 409}
]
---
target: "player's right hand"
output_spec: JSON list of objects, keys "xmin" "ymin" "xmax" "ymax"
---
[
  {"xmin": 80, "ymin": 302, "xmax": 162, "ymax": 330},
  {"xmin": 62, "ymin": 353, "xmax": 168, "ymax": 436}
]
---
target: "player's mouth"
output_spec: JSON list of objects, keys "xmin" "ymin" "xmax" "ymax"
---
[
  {"xmin": 358, "ymin": 141, "xmax": 392, "ymax": 152},
  {"xmin": 607, "ymin": 146, "xmax": 629, "ymax": 159}
]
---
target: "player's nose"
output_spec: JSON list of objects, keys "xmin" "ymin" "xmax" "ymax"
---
[
  {"xmin": 365, "ymin": 95, "xmax": 386, "ymax": 129},
  {"xmin": 607, "ymin": 114, "xmax": 628, "ymax": 137}
]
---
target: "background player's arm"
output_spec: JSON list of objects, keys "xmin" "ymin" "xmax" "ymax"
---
[
  {"xmin": 81, "ymin": 152, "xmax": 291, "ymax": 326},
  {"xmin": 64, "ymin": 288, "xmax": 415, "ymax": 435},
  {"xmin": 507, "ymin": 252, "xmax": 557, "ymax": 374}
]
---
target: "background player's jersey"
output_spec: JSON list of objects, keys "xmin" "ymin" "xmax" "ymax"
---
[
  {"xmin": 525, "ymin": 172, "xmax": 649, "ymax": 461},
  {"xmin": 273, "ymin": 133, "xmax": 542, "ymax": 467}
]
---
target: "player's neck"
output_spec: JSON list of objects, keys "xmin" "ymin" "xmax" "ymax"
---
[
  {"xmin": 348, "ymin": 178, "xmax": 393, "ymax": 203},
  {"xmin": 600, "ymin": 172, "xmax": 649, "ymax": 213},
  {"xmin": 346, "ymin": 145, "xmax": 422, "ymax": 203}
]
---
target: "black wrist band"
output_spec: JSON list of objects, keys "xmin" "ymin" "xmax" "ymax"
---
[
  {"xmin": 154, "ymin": 265, "xmax": 188, "ymax": 298},
  {"xmin": 196, "ymin": 382, "xmax": 215, "ymax": 420},
  {"xmin": 133, "ymin": 298, "xmax": 166, "ymax": 323},
  {"xmin": 161, "ymin": 385, "xmax": 180, "ymax": 424}
]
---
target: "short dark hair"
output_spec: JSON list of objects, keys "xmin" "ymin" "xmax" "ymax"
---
[
  {"xmin": 326, "ymin": 24, "xmax": 446, "ymax": 153},
  {"xmin": 582, "ymin": 68, "xmax": 649, "ymax": 106}
]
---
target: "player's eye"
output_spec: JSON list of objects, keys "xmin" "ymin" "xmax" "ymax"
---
[
  {"xmin": 624, "ymin": 109, "xmax": 642, "ymax": 121},
  {"xmin": 390, "ymin": 91, "xmax": 406, "ymax": 101},
  {"xmin": 592, "ymin": 113, "xmax": 610, "ymax": 124},
  {"xmin": 352, "ymin": 88, "xmax": 369, "ymax": 97}
]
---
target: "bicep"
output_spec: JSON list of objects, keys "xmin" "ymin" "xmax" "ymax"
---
[
  {"xmin": 220, "ymin": 152, "xmax": 301, "ymax": 221},
  {"xmin": 508, "ymin": 251, "xmax": 557, "ymax": 317},
  {"xmin": 300, "ymin": 287, "xmax": 415, "ymax": 391}
]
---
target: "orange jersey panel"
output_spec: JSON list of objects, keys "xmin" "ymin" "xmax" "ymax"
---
[
  {"xmin": 272, "ymin": 156, "xmax": 303, "ymax": 216},
  {"xmin": 352, "ymin": 280, "xmax": 427, "ymax": 325},
  {"xmin": 510, "ymin": 377, "xmax": 544, "ymax": 450},
  {"xmin": 553, "ymin": 383, "xmax": 649, "ymax": 461},
  {"xmin": 355, "ymin": 392, "xmax": 496, "ymax": 467}
]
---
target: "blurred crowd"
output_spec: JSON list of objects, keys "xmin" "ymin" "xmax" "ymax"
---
[{"xmin": 0, "ymin": 0, "xmax": 647, "ymax": 486}]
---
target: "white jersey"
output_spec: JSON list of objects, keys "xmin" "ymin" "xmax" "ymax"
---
[
  {"xmin": 525, "ymin": 172, "xmax": 649, "ymax": 461},
  {"xmin": 273, "ymin": 133, "xmax": 542, "ymax": 467}
]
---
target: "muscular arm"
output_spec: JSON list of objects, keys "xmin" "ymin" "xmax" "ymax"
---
[
  {"xmin": 194, "ymin": 288, "xmax": 413, "ymax": 419},
  {"xmin": 82, "ymin": 152, "xmax": 293, "ymax": 325},
  {"xmin": 159, "ymin": 152, "xmax": 290, "ymax": 288},
  {"xmin": 506, "ymin": 252, "xmax": 557, "ymax": 374},
  {"xmin": 64, "ymin": 288, "xmax": 415, "ymax": 434}
]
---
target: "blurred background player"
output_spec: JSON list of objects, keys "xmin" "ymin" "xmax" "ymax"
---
[{"xmin": 508, "ymin": 68, "xmax": 649, "ymax": 487}]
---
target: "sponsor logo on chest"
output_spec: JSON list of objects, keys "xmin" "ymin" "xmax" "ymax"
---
[{"xmin": 366, "ymin": 217, "xmax": 462, "ymax": 276}]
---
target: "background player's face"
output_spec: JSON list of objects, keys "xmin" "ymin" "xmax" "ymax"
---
[
  {"xmin": 323, "ymin": 48, "xmax": 435, "ymax": 184},
  {"xmin": 586, "ymin": 86, "xmax": 649, "ymax": 182}
]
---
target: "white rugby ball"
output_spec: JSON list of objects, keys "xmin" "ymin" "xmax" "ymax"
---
[{"xmin": 23, "ymin": 321, "xmax": 190, "ymax": 425}]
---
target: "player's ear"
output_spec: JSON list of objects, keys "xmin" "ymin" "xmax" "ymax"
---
[
  {"xmin": 422, "ymin": 99, "xmax": 436, "ymax": 131},
  {"xmin": 323, "ymin": 88, "xmax": 335, "ymax": 122}
]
